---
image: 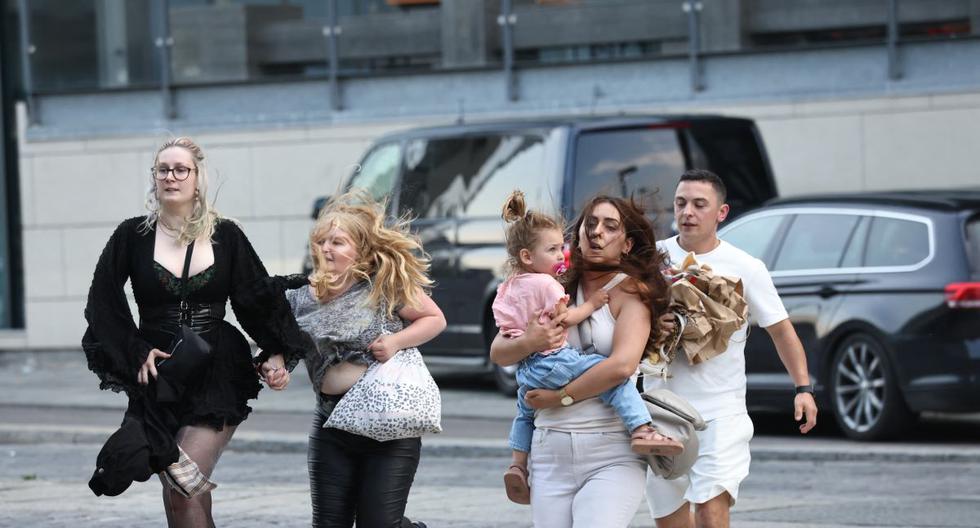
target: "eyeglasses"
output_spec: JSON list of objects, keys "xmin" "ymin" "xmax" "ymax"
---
[{"xmin": 151, "ymin": 166, "xmax": 196, "ymax": 181}]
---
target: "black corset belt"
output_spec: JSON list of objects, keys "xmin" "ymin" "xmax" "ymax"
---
[{"xmin": 139, "ymin": 302, "xmax": 226, "ymax": 335}]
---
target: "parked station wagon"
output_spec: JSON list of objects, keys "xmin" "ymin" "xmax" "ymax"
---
[{"xmin": 720, "ymin": 191, "xmax": 980, "ymax": 440}]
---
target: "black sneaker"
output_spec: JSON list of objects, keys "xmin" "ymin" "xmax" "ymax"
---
[{"xmin": 412, "ymin": 523, "xmax": 427, "ymax": 528}]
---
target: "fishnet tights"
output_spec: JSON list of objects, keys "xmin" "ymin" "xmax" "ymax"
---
[{"xmin": 159, "ymin": 423, "xmax": 237, "ymax": 528}]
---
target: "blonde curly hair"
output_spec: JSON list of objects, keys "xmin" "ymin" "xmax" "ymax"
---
[
  {"xmin": 140, "ymin": 137, "xmax": 220, "ymax": 245},
  {"xmin": 309, "ymin": 190, "xmax": 433, "ymax": 317}
]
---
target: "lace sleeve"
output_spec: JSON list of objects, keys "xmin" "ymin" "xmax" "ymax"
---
[
  {"xmin": 82, "ymin": 218, "xmax": 152, "ymax": 394},
  {"xmin": 225, "ymin": 221, "xmax": 311, "ymax": 371}
]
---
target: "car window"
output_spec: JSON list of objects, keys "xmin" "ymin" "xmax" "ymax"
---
[
  {"xmin": 720, "ymin": 214, "xmax": 786, "ymax": 261},
  {"xmin": 397, "ymin": 134, "xmax": 548, "ymax": 219},
  {"xmin": 839, "ymin": 215, "xmax": 870, "ymax": 268},
  {"xmin": 348, "ymin": 142, "xmax": 401, "ymax": 204},
  {"xmin": 864, "ymin": 216, "xmax": 930, "ymax": 267},
  {"xmin": 686, "ymin": 121, "xmax": 776, "ymax": 222},
  {"xmin": 572, "ymin": 127, "xmax": 685, "ymax": 217},
  {"xmin": 967, "ymin": 215, "xmax": 980, "ymax": 274},
  {"xmin": 456, "ymin": 135, "xmax": 549, "ymax": 217},
  {"xmin": 773, "ymin": 214, "xmax": 860, "ymax": 271}
]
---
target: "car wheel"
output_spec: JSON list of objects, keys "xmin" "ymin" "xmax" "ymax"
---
[
  {"xmin": 493, "ymin": 363, "xmax": 520, "ymax": 395},
  {"xmin": 829, "ymin": 333, "xmax": 912, "ymax": 441}
]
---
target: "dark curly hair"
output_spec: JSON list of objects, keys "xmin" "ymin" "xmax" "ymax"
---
[{"xmin": 563, "ymin": 195, "xmax": 670, "ymax": 359}]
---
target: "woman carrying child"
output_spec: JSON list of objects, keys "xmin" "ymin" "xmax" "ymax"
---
[{"xmin": 491, "ymin": 191, "xmax": 680, "ymax": 525}]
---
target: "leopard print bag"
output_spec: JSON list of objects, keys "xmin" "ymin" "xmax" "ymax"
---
[{"xmin": 324, "ymin": 346, "xmax": 443, "ymax": 442}]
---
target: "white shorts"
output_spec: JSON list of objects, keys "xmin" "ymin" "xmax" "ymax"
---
[{"xmin": 645, "ymin": 412, "xmax": 754, "ymax": 519}]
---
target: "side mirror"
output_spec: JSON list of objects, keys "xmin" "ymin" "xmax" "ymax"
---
[{"xmin": 311, "ymin": 196, "xmax": 329, "ymax": 220}]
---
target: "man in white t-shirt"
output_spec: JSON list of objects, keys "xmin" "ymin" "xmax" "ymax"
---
[{"xmin": 645, "ymin": 169, "xmax": 818, "ymax": 528}]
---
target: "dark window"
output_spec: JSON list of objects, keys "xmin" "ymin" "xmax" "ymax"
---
[
  {"xmin": 572, "ymin": 127, "xmax": 685, "ymax": 219},
  {"xmin": 397, "ymin": 134, "xmax": 549, "ymax": 219},
  {"xmin": 720, "ymin": 214, "xmax": 786, "ymax": 261},
  {"xmin": 839, "ymin": 215, "xmax": 871, "ymax": 268},
  {"xmin": 967, "ymin": 216, "xmax": 980, "ymax": 274},
  {"xmin": 686, "ymin": 121, "xmax": 776, "ymax": 223},
  {"xmin": 0, "ymin": 159, "xmax": 9, "ymax": 328},
  {"xmin": 773, "ymin": 214, "xmax": 860, "ymax": 271},
  {"xmin": 864, "ymin": 217, "xmax": 930, "ymax": 267},
  {"xmin": 348, "ymin": 142, "xmax": 401, "ymax": 204},
  {"xmin": 25, "ymin": 0, "xmax": 160, "ymax": 92}
]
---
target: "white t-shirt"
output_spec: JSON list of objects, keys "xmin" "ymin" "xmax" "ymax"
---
[{"xmin": 645, "ymin": 236, "xmax": 788, "ymax": 421}]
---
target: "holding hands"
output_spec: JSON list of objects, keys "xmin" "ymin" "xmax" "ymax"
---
[{"xmin": 258, "ymin": 353, "xmax": 291, "ymax": 390}]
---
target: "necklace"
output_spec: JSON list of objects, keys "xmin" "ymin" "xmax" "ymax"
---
[{"xmin": 156, "ymin": 215, "xmax": 187, "ymax": 237}]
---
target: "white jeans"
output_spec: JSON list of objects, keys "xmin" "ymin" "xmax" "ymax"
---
[{"xmin": 529, "ymin": 428, "xmax": 646, "ymax": 528}]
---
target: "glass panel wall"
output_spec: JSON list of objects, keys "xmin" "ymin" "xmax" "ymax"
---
[
  {"xmin": 897, "ymin": 0, "xmax": 972, "ymax": 42},
  {"xmin": 9, "ymin": 0, "xmax": 978, "ymax": 95},
  {"xmin": 745, "ymin": 0, "xmax": 972, "ymax": 50},
  {"xmin": 17, "ymin": 0, "xmax": 441, "ymax": 91},
  {"xmin": 336, "ymin": 1, "xmax": 441, "ymax": 76},
  {"xmin": 27, "ymin": 0, "xmax": 158, "ymax": 92},
  {"xmin": 0, "ymin": 168, "xmax": 13, "ymax": 328},
  {"xmin": 509, "ymin": 0, "xmax": 689, "ymax": 67}
]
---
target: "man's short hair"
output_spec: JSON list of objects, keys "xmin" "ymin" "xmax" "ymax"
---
[{"xmin": 679, "ymin": 169, "xmax": 727, "ymax": 203}]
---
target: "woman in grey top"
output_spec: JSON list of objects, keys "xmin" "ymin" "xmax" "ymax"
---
[{"xmin": 262, "ymin": 191, "xmax": 445, "ymax": 528}]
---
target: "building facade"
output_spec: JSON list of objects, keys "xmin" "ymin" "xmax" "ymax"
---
[{"xmin": 3, "ymin": 0, "xmax": 980, "ymax": 348}]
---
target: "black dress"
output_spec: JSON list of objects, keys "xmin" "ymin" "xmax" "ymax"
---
[{"xmin": 83, "ymin": 216, "xmax": 307, "ymax": 430}]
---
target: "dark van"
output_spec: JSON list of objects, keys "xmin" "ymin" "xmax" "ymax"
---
[{"xmin": 316, "ymin": 115, "xmax": 778, "ymax": 393}]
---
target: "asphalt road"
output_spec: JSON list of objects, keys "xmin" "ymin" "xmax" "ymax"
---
[
  {"xmin": 3, "ymin": 353, "xmax": 980, "ymax": 527},
  {"xmin": 2, "ymin": 442, "xmax": 978, "ymax": 527}
]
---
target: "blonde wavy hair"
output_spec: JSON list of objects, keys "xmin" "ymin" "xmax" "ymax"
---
[
  {"xmin": 140, "ymin": 137, "xmax": 220, "ymax": 245},
  {"xmin": 309, "ymin": 190, "xmax": 433, "ymax": 317}
]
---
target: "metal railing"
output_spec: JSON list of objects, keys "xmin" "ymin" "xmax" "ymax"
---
[{"xmin": 13, "ymin": 0, "xmax": 978, "ymax": 123}]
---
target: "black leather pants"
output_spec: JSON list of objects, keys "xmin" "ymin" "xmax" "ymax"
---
[{"xmin": 309, "ymin": 407, "xmax": 421, "ymax": 528}]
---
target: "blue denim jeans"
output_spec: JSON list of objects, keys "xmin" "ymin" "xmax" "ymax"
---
[{"xmin": 508, "ymin": 346, "xmax": 650, "ymax": 452}]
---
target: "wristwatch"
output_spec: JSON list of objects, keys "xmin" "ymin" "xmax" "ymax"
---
[
  {"xmin": 795, "ymin": 384, "xmax": 814, "ymax": 395},
  {"xmin": 559, "ymin": 387, "xmax": 575, "ymax": 407}
]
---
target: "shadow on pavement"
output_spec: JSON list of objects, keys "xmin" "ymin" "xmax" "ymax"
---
[{"xmin": 747, "ymin": 411, "xmax": 980, "ymax": 443}]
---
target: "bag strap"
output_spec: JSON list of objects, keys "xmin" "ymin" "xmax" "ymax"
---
[
  {"xmin": 179, "ymin": 243, "xmax": 195, "ymax": 303},
  {"xmin": 602, "ymin": 272, "xmax": 629, "ymax": 292},
  {"xmin": 576, "ymin": 273, "xmax": 629, "ymax": 353}
]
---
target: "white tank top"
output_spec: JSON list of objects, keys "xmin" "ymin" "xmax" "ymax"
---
[{"xmin": 534, "ymin": 274, "xmax": 630, "ymax": 433}]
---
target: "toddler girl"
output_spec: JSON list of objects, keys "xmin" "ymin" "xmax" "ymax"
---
[{"xmin": 493, "ymin": 190, "xmax": 682, "ymax": 505}]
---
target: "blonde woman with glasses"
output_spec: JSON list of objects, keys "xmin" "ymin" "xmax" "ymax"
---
[{"xmin": 82, "ymin": 137, "xmax": 308, "ymax": 527}]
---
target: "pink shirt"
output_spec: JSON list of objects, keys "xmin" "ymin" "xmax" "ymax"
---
[{"xmin": 492, "ymin": 273, "xmax": 569, "ymax": 354}]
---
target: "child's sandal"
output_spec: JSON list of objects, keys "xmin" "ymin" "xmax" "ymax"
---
[
  {"xmin": 503, "ymin": 464, "xmax": 531, "ymax": 505},
  {"xmin": 631, "ymin": 429, "xmax": 684, "ymax": 456}
]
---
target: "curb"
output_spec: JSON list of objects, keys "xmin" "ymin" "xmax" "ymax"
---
[
  {"xmin": 0, "ymin": 401, "xmax": 518, "ymax": 423},
  {"xmin": 3, "ymin": 424, "xmax": 980, "ymax": 463}
]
